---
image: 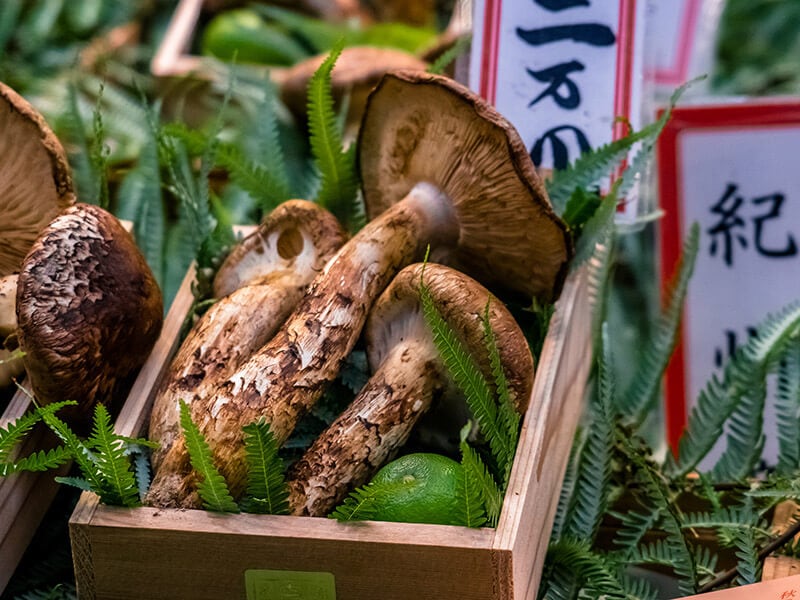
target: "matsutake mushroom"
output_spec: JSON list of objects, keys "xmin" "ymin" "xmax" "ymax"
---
[
  {"xmin": 0, "ymin": 81, "xmax": 76, "ymax": 389},
  {"xmin": 15, "ymin": 203, "xmax": 163, "ymax": 427},
  {"xmin": 146, "ymin": 70, "xmax": 570, "ymax": 508},
  {"xmin": 287, "ymin": 263, "xmax": 534, "ymax": 516},
  {"xmin": 147, "ymin": 200, "xmax": 347, "ymax": 475}
]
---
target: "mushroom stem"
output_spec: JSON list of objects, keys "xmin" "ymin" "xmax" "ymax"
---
[
  {"xmin": 288, "ymin": 340, "xmax": 445, "ymax": 516},
  {"xmin": 146, "ymin": 184, "xmax": 459, "ymax": 507},
  {"xmin": 286, "ymin": 263, "xmax": 534, "ymax": 517},
  {"xmin": 148, "ymin": 200, "xmax": 347, "ymax": 474}
]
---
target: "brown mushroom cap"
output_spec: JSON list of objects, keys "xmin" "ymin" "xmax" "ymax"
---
[
  {"xmin": 287, "ymin": 262, "xmax": 534, "ymax": 516},
  {"xmin": 213, "ymin": 199, "xmax": 349, "ymax": 298},
  {"xmin": 358, "ymin": 70, "xmax": 573, "ymax": 303},
  {"xmin": 367, "ymin": 262, "xmax": 534, "ymax": 413},
  {"xmin": 16, "ymin": 203, "xmax": 163, "ymax": 422},
  {"xmin": 279, "ymin": 46, "xmax": 428, "ymax": 128},
  {"xmin": 0, "ymin": 81, "xmax": 76, "ymax": 277}
]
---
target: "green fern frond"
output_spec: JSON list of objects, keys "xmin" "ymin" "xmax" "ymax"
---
[
  {"xmin": 710, "ymin": 375, "xmax": 767, "ymax": 481},
  {"xmin": 670, "ymin": 300, "xmax": 800, "ymax": 477},
  {"xmin": 328, "ymin": 480, "xmax": 410, "ymax": 522},
  {"xmin": 54, "ymin": 476, "xmax": 93, "ymax": 492},
  {"xmin": 307, "ymin": 42, "xmax": 360, "ymax": 231},
  {"xmin": 540, "ymin": 538, "xmax": 641, "ymax": 600},
  {"xmin": 115, "ymin": 124, "xmax": 165, "ymax": 288},
  {"xmin": 240, "ymin": 419, "xmax": 289, "ymax": 515},
  {"xmin": 1, "ymin": 446, "xmax": 72, "ymax": 476},
  {"xmin": 39, "ymin": 408, "xmax": 106, "ymax": 498},
  {"xmin": 251, "ymin": 76, "xmax": 291, "ymax": 200},
  {"xmin": 619, "ymin": 222, "xmax": 699, "ymax": 422},
  {"xmin": 481, "ymin": 300, "xmax": 521, "ymax": 485},
  {"xmin": 680, "ymin": 506, "xmax": 770, "ymax": 538},
  {"xmin": 561, "ymin": 186, "xmax": 602, "ymax": 234},
  {"xmin": 460, "ymin": 438, "xmax": 498, "ymax": 527},
  {"xmin": 89, "ymin": 83, "xmax": 110, "ymax": 209},
  {"xmin": 563, "ymin": 324, "xmax": 615, "ymax": 541},
  {"xmin": 610, "ymin": 505, "xmax": 662, "ymax": 557},
  {"xmin": 0, "ymin": 409, "xmax": 47, "ymax": 463},
  {"xmin": 775, "ymin": 338, "xmax": 800, "ymax": 475},
  {"xmin": 573, "ymin": 188, "xmax": 617, "ymax": 266},
  {"xmin": 215, "ymin": 144, "xmax": 290, "ymax": 214},
  {"xmin": 427, "ymin": 35, "xmax": 472, "ymax": 75},
  {"xmin": 732, "ymin": 528, "xmax": 761, "ymax": 585},
  {"xmin": 86, "ymin": 404, "xmax": 140, "ymax": 507},
  {"xmin": 128, "ymin": 447, "xmax": 152, "ymax": 503},
  {"xmin": 549, "ymin": 433, "xmax": 582, "ymax": 543},
  {"xmin": 419, "ymin": 277, "xmax": 515, "ymax": 476},
  {"xmin": 546, "ymin": 78, "xmax": 694, "ymax": 214},
  {"xmin": 179, "ymin": 400, "xmax": 239, "ymax": 513}
]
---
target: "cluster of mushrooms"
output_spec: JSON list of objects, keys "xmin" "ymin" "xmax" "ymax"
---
[
  {"xmin": 0, "ymin": 81, "xmax": 163, "ymax": 429},
  {"xmin": 145, "ymin": 70, "xmax": 573, "ymax": 516}
]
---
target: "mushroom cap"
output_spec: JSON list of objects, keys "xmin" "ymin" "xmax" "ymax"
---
[
  {"xmin": 213, "ymin": 199, "xmax": 348, "ymax": 298},
  {"xmin": 16, "ymin": 203, "xmax": 163, "ymax": 421},
  {"xmin": 279, "ymin": 46, "xmax": 428, "ymax": 127},
  {"xmin": 366, "ymin": 262, "xmax": 534, "ymax": 413},
  {"xmin": 357, "ymin": 70, "xmax": 573, "ymax": 303},
  {"xmin": 0, "ymin": 81, "xmax": 76, "ymax": 277}
]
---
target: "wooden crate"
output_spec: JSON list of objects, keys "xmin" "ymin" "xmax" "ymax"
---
[{"xmin": 68, "ymin": 259, "xmax": 595, "ymax": 600}]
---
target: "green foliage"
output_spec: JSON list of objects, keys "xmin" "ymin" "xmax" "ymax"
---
[
  {"xmin": 328, "ymin": 480, "xmax": 410, "ymax": 522},
  {"xmin": 458, "ymin": 434, "xmax": 496, "ymax": 527},
  {"xmin": 240, "ymin": 419, "xmax": 290, "ymax": 515},
  {"xmin": 775, "ymin": 339, "xmax": 800, "ymax": 475},
  {"xmin": 427, "ymin": 35, "xmax": 472, "ymax": 75},
  {"xmin": 179, "ymin": 400, "xmax": 239, "ymax": 513},
  {"xmin": 306, "ymin": 42, "xmax": 361, "ymax": 232}
]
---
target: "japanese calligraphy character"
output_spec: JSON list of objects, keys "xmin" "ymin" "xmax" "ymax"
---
[
  {"xmin": 707, "ymin": 183, "xmax": 748, "ymax": 267},
  {"xmin": 517, "ymin": 23, "xmax": 616, "ymax": 47},
  {"xmin": 780, "ymin": 589, "xmax": 797, "ymax": 599},
  {"xmin": 751, "ymin": 192, "xmax": 798, "ymax": 258},
  {"xmin": 534, "ymin": 0, "xmax": 591, "ymax": 10},
  {"xmin": 530, "ymin": 125, "xmax": 591, "ymax": 170},
  {"xmin": 714, "ymin": 327, "xmax": 758, "ymax": 368},
  {"xmin": 526, "ymin": 60, "xmax": 585, "ymax": 108}
]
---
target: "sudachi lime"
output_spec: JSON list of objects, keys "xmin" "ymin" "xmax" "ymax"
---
[{"xmin": 368, "ymin": 453, "xmax": 464, "ymax": 526}]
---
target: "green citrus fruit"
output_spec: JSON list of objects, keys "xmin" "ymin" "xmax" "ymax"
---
[{"xmin": 368, "ymin": 453, "xmax": 463, "ymax": 526}]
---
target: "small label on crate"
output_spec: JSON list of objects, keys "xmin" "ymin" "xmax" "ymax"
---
[{"xmin": 245, "ymin": 569, "xmax": 336, "ymax": 599}]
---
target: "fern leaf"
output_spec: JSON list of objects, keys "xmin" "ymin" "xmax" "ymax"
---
[
  {"xmin": 54, "ymin": 476, "xmax": 93, "ymax": 492},
  {"xmin": 549, "ymin": 433, "xmax": 582, "ymax": 543},
  {"xmin": 680, "ymin": 506, "xmax": 770, "ymax": 537},
  {"xmin": 481, "ymin": 300, "xmax": 521, "ymax": 485},
  {"xmin": 546, "ymin": 78, "xmax": 694, "ymax": 214},
  {"xmin": 610, "ymin": 505, "xmax": 662, "ymax": 557},
  {"xmin": 0, "ymin": 409, "xmax": 46, "ymax": 463},
  {"xmin": 573, "ymin": 190, "xmax": 617, "ymax": 266},
  {"xmin": 240, "ymin": 419, "xmax": 289, "ymax": 515},
  {"xmin": 115, "ymin": 130, "xmax": 165, "ymax": 288},
  {"xmin": 307, "ymin": 42, "xmax": 359, "ymax": 231},
  {"xmin": 563, "ymin": 324, "xmax": 615, "ymax": 541},
  {"xmin": 733, "ymin": 528, "xmax": 761, "ymax": 585},
  {"xmin": 775, "ymin": 338, "xmax": 800, "ymax": 475},
  {"xmin": 86, "ymin": 404, "xmax": 140, "ymax": 507},
  {"xmin": 710, "ymin": 374, "xmax": 767, "ymax": 481},
  {"xmin": 619, "ymin": 223, "xmax": 699, "ymax": 422},
  {"xmin": 89, "ymin": 84, "xmax": 110, "ymax": 209},
  {"xmin": 215, "ymin": 144, "xmax": 289, "ymax": 213},
  {"xmin": 459, "ymin": 441, "xmax": 497, "ymax": 527},
  {"xmin": 131, "ymin": 448, "xmax": 151, "ymax": 503},
  {"xmin": 1, "ymin": 446, "xmax": 72, "ymax": 476},
  {"xmin": 670, "ymin": 300, "xmax": 800, "ymax": 477},
  {"xmin": 427, "ymin": 35, "xmax": 472, "ymax": 75},
  {"xmin": 328, "ymin": 480, "xmax": 410, "ymax": 522},
  {"xmin": 179, "ymin": 400, "xmax": 239, "ymax": 513},
  {"xmin": 420, "ymin": 278, "xmax": 516, "ymax": 475},
  {"xmin": 252, "ymin": 76, "xmax": 291, "ymax": 200}
]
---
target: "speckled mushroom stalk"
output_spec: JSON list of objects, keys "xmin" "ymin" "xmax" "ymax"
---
[
  {"xmin": 147, "ymin": 200, "xmax": 347, "ymax": 474},
  {"xmin": 287, "ymin": 263, "xmax": 534, "ymax": 517},
  {"xmin": 16, "ymin": 203, "xmax": 162, "ymax": 428},
  {"xmin": 146, "ymin": 70, "xmax": 572, "ymax": 508}
]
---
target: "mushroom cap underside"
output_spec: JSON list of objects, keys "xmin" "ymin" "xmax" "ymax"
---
[
  {"xmin": 0, "ymin": 81, "xmax": 75, "ymax": 277},
  {"xmin": 358, "ymin": 70, "xmax": 573, "ymax": 303},
  {"xmin": 15, "ymin": 203, "xmax": 163, "ymax": 416},
  {"xmin": 365, "ymin": 262, "xmax": 534, "ymax": 413},
  {"xmin": 213, "ymin": 199, "xmax": 348, "ymax": 298}
]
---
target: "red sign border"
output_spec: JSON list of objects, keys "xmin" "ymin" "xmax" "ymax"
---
[
  {"xmin": 649, "ymin": 0, "xmax": 702, "ymax": 86},
  {"xmin": 657, "ymin": 100, "xmax": 800, "ymax": 452}
]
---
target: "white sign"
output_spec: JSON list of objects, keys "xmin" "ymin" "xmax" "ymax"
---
[
  {"xmin": 469, "ymin": 0, "xmax": 647, "ymax": 218},
  {"xmin": 658, "ymin": 101, "xmax": 800, "ymax": 464}
]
